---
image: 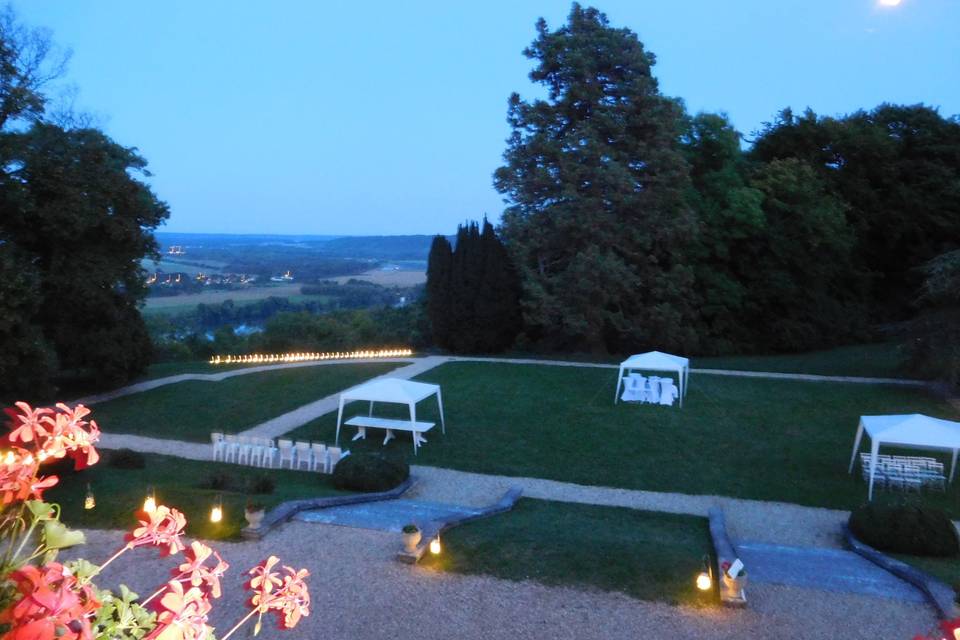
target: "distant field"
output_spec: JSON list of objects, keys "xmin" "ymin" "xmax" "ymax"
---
[
  {"xmin": 333, "ymin": 269, "xmax": 425, "ymax": 286},
  {"xmin": 144, "ymin": 257, "xmax": 228, "ymax": 275},
  {"xmin": 143, "ymin": 283, "xmax": 305, "ymax": 313}
]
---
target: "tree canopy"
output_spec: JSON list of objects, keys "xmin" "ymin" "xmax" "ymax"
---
[
  {"xmin": 0, "ymin": 8, "xmax": 167, "ymax": 398},
  {"xmin": 495, "ymin": 4, "xmax": 696, "ymax": 353}
]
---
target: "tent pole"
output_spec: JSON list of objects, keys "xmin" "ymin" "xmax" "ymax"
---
[
  {"xmin": 951, "ymin": 449, "xmax": 958, "ymax": 483},
  {"xmin": 868, "ymin": 440, "xmax": 880, "ymax": 501},
  {"xmin": 335, "ymin": 397, "xmax": 345, "ymax": 447},
  {"xmin": 437, "ymin": 389, "xmax": 445, "ymax": 434},
  {"xmin": 848, "ymin": 423, "xmax": 864, "ymax": 473},
  {"xmin": 410, "ymin": 402, "xmax": 418, "ymax": 456},
  {"xmin": 614, "ymin": 366, "xmax": 624, "ymax": 404}
]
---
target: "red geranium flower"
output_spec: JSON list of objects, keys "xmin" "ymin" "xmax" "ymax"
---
[
  {"xmin": 144, "ymin": 580, "xmax": 212, "ymax": 640},
  {"xmin": 127, "ymin": 506, "xmax": 187, "ymax": 557},
  {"xmin": 177, "ymin": 541, "xmax": 229, "ymax": 599},
  {"xmin": 0, "ymin": 562, "xmax": 100, "ymax": 640}
]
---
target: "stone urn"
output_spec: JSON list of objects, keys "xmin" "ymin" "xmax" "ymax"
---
[
  {"xmin": 401, "ymin": 525, "xmax": 421, "ymax": 552},
  {"xmin": 723, "ymin": 571, "xmax": 747, "ymax": 594},
  {"xmin": 244, "ymin": 507, "xmax": 265, "ymax": 530}
]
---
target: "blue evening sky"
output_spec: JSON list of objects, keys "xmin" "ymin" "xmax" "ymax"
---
[{"xmin": 11, "ymin": 1, "xmax": 960, "ymax": 235}]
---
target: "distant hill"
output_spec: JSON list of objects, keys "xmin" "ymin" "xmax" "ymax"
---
[
  {"xmin": 155, "ymin": 232, "xmax": 452, "ymax": 262},
  {"xmin": 317, "ymin": 235, "xmax": 452, "ymax": 260}
]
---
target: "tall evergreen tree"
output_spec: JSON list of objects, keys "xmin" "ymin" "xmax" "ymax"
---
[
  {"xmin": 475, "ymin": 219, "xmax": 522, "ymax": 351},
  {"xmin": 495, "ymin": 4, "xmax": 697, "ymax": 354},
  {"xmin": 425, "ymin": 234, "xmax": 454, "ymax": 347}
]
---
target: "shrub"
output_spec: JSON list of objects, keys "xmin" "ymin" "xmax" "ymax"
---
[
  {"xmin": 246, "ymin": 474, "xmax": 276, "ymax": 495},
  {"xmin": 199, "ymin": 472, "xmax": 235, "ymax": 491},
  {"xmin": 107, "ymin": 448, "xmax": 146, "ymax": 469},
  {"xmin": 332, "ymin": 452, "xmax": 409, "ymax": 492},
  {"xmin": 849, "ymin": 503, "xmax": 960, "ymax": 557}
]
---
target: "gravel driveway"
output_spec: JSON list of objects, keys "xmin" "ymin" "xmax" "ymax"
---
[{"xmin": 78, "ymin": 523, "xmax": 935, "ymax": 640}]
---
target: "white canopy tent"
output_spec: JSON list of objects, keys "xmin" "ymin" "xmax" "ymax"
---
[
  {"xmin": 614, "ymin": 351, "xmax": 690, "ymax": 407},
  {"xmin": 334, "ymin": 378, "xmax": 445, "ymax": 448},
  {"xmin": 848, "ymin": 414, "xmax": 960, "ymax": 500}
]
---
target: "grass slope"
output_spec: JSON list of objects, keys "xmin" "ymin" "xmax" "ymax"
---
[
  {"xmin": 420, "ymin": 498, "xmax": 717, "ymax": 606},
  {"xmin": 693, "ymin": 342, "xmax": 913, "ymax": 379},
  {"xmin": 289, "ymin": 361, "xmax": 959, "ymax": 515},
  {"xmin": 46, "ymin": 453, "xmax": 348, "ymax": 540},
  {"xmin": 92, "ymin": 362, "xmax": 402, "ymax": 442}
]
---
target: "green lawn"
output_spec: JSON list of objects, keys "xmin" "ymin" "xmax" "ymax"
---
[
  {"xmin": 91, "ymin": 362, "xmax": 402, "ymax": 442},
  {"xmin": 419, "ymin": 498, "xmax": 717, "ymax": 606},
  {"xmin": 45, "ymin": 453, "xmax": 348, "ymax": 540},
  {"xmin": 289, "ymin": 361, "xmax": 960, "ymax": 515},
  {"xmin": 693, "ymin": 342, "xmax": 914, "ymax": 379}
]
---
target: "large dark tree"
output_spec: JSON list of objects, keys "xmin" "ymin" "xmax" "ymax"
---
[
  {"xmin": 425, "ymin": 220, "xmax": 521, "ymax": 353},
  {"xmin": 425, "ymin": 234, "xmax": 454, "ymax": 347},
  {"xmin": 495, "ymin": 4, "xmax": 697, "ymax": 354},
  {"xmin": 0, "ymin": 8, "xmax": 168, "ymax": 396},
  {"xmin": 680, "ymin": 113, "xmax": 764, "ymax": 352},
  {"xmin": 751, "ymin": 104, "xmax": 960, "ymax": 318}
]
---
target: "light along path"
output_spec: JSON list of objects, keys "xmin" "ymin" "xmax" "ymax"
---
[
  {"xmin": 69, "ymin": 357, "xmax": 419, "ymax": 405},
  {"xmin": 73, "ymin": 354, "xmax": 929, "ymax": 407}
]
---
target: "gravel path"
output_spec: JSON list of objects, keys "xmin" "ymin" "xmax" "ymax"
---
[
  {"xmin": 407, "ymin": 466, "xmax": 850, "ymax": 548},
  {"xmin": 76, "ymin": 524, "xmax": 935, "ymax": 640}
]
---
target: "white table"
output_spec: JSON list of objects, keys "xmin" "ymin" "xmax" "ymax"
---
[{"xmin": 343, "ymin": 415, "xmax": 436, "ymax": 454}]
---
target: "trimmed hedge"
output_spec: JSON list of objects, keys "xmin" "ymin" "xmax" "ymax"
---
[
  {"xmin": 849, "ymin": 503, "xmax": 960, "ymax": 557},
  {"xmin": 107, "ymin": 448, "xmax": 146, "ymax": 470},
  {"xmin": 332, "ymin": 452, "xmax": 409, "ymax": 492}
]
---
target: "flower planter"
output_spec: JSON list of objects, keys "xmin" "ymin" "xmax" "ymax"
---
[
  {"xmin": 245, "ymin": 509, "xmax": 265, "ymax": 529},
  {"xmin": 723, "ymin": 573, "xmax": 747, "ymax": 594},
  {"xmin": 402, "ymin": 529, "xmax": 422, "ymax": 552}
]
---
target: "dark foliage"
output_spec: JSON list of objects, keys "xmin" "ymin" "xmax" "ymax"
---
[
  {"xmin": 199, "ymin": 472, "xmax": 235, "ymax": 491},
  {"xmin": 331, "ymin": 452, "xmax": 409, "ymax": 492},
  {"xmin": 849, "ymin": 503, "xmax": 960, "ymax": 557},
  {"xmin": 245, "ymin": 474, "xmax": 276, "ymax": 495},
  {"xmin": 107, "ymin": 448, "xmax": 146, "ymax": 470},
  {"xmin": 905, "ymin": 250, "xmax": 960, "ymax": 386},
  {"xmin": 426, "ymin": 220, "xmax": 521, "ymax": 353}
]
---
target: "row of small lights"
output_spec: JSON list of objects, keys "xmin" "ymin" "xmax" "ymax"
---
[
  {"xmin": 87, "ymin": 486, "xmax": 442, "ymax": 554},
  {"xmin": 208, "ymin": 349, "xmax": 414, "ymax": 365}
]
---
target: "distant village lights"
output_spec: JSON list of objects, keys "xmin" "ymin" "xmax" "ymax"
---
[{"xmin": 208, "ymin": 348, "xmax": 414, "ymax": 366}]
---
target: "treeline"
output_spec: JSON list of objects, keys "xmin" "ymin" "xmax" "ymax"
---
[
  {"xmin": 154, "ymin": 306, "xmax": 427, "ymax": 362},
  {"xmin": 424, "ymin": 5, "xmax": 960, "ymax": 376}
]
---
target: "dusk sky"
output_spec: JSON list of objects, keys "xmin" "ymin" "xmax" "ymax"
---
[{"xmin": 12, "ymin": 0, "xmax": 960, "ymax": 236}]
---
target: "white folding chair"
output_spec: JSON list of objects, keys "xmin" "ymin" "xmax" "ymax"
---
[
  {"xmin": 258, "ymin": 438, "xmax": 277, "ymax": 468},
  {"xmin": 658, "ymin": 381, "xmax": 678, "ymax": 406},
  {"xmin": 222, "ymin": 434, "xmax": 239, "ymax": 463},
  {"xmin": 311, "ymin": 443, "xmax": 328, "ymax": 473},
  {"xmin": 210, "ymin": 432, "xmax": 225, "ymax": 461},
  {"xmin": 277, "ymin": 439, "xmax": 294, "ymax": 469},
  {"xmin": 237, "ymin": 436, "xmax": 254, "ymax": 465},
  {"xmin": 294, "ymin": 441, "xmax": 312, "ymax": 470},
  {"xmin": 621, "ymin": 375, "xmax": 645, "ymax": 402}
]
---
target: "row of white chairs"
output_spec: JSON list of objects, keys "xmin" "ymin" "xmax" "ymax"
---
[
  {"xmin": 211, "ymin": 433, "xmax": 347, "ymax": 473},
  {"xmin": 859, "ymin": 453, "xmax": 946, "ymax": 492},
  {"xmin": 620, "ymin": 375, "xmax": 679, "ymax": 406}
]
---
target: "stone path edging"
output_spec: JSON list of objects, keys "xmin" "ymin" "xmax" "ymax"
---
[
  {"xmin": 844, "ymin": 526, "xmax": 958, "ymax": 619},
  {"xmin": 397, "ymin": 486, "xmax": 523, "ymax": 564},
  {"xmin": 242, "ymin": 476, "xmax": 416, "ymax": 540},
  {"xmin": 708, "ymin": 508, "xmax": 747, "ymax": 607}
]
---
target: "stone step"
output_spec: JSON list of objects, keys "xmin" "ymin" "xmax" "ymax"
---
[
  {"xmin": 295, "ymin": 499, "xmax": 483, "ymax": 532},
  {"xmin": 736, "ymin": 541, "xmax": 926, "ymax": 603}
]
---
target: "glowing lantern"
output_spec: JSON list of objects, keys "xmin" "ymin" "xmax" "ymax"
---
[
  {"xmin": 210, "ymin": 505, "xmax": 223, "ymax": 523},
  {"xmin": 429, "ymin": 536, "xmax": 441, "ymax": 555},
  {"xmin": 84, "ymin": 485, "xmax": 96, "ymax": 510},
  {"xmin": 143, "ymin": 487, "xmax": 157, "ymax": 514},
  {"xmin": 696, "ymin": 556, "xmax": 712, "ymax": 592}
]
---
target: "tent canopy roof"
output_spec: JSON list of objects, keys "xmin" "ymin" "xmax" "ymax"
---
[
  {"xmin": 860, "ymin": 414, "xmax": 960, "ymax": 449},
  {"xmin": 620, "ymin": 351, "xmax": 689, "ymax": 371},
  {"xmin": 340, "ymin": 378, "xmax": 439, "ymax": 405}
]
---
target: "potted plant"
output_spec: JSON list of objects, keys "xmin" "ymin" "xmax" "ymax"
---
[
  {"xmin": 401, "ymin": 523, "xmax": 421, "ymax": 552},
  {"xmin": 245, "ymin": 500, "xmax": 266, "ymax": 529}
]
